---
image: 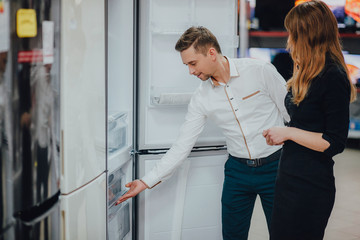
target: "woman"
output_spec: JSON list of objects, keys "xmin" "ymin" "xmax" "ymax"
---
[{"xmin": 263, "ymin": 1, "xmax": 357, "ymax": 239}]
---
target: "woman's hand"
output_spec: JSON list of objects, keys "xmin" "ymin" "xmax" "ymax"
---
[
  {"xmin": 115, "ymin": 179, "xmax": 148, "ymax": 205},
  {"xmin": 263, "ymin": 127, "xmax": 290, "ymax": 146}
]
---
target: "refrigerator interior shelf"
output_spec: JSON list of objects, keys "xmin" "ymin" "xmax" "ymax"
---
[
  {"xmin": 108, "ymin": 166, "xmax": 127, "ymax": 207},
  {"xmin": 108, "ymin": 147, "xmax": 132, "ymax": 173},
  {"xmin": 151, "ymin": 92, "xmax": 193, "ymax": 106},
  {"xmin": 108, "ymin": 111, "xmax": 128, "ymax": 152}
]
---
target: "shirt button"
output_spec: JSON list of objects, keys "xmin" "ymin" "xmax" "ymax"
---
[
  {"xmin": 230, "ymin": 97, "xmax": 233, "ymax": 100},
  {"xmin": 235, "ymin": 109, "xmax": 238, "ymax": 111}
]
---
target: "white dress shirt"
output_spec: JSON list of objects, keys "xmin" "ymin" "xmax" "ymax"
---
[{"xmin": 142, "ymin": 57, "xmax": 290, "ymax": 188}]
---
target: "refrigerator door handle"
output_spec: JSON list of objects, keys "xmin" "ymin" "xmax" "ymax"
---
[
  {"xmin": 61, "ymin": 210, "xmax": 66, "ymax": 239},
  {"xmin": 140, "ymin": 146, "xmax": 227, "ymax": 155},
  {"xmin": 191, "ymin": 146, "xmax": 227, "ymax": 152},
  {"xmin": 14, "ymin": 191, "xmax": 60, "ymax": 225},
  {"xmin": 22, "ymin": 202, "xmax": 60, "ymax": 226}
]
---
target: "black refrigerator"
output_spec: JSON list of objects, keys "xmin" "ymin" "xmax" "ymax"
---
[{"xmin": 0, "ymin": 0, "xmax": 61, "ymax": 239}]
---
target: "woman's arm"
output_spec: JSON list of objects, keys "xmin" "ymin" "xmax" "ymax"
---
[{"xmin": 263, "ymin": 126, "xmax": 330, "ymax": 152}]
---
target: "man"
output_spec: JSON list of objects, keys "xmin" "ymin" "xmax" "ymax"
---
[{"xmin": 116, "ymin": 26, "xmax": 289, "ymax": 240}]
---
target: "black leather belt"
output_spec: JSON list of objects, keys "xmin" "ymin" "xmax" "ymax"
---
[{"xmin": 230, "ymin": 149, "xmax": 281, "ymax": 167}]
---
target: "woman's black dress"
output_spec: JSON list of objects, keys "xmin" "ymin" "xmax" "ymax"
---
[{"xmin": 270, "ymin": 57, "xmax": 351, "ymax": 240}]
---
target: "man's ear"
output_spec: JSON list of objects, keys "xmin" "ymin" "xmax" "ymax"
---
[{"xmin": 208, "ymin": 47, "xmax": 217, "ymax": 60}]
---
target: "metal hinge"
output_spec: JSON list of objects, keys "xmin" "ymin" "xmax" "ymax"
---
[{"xmin": 129, "ymin": 149, "xmax": 138, "ymax": 156}]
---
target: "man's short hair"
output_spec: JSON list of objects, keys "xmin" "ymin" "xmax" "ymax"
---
[{"xmin": 175, "ymin": 26, "xmax": 222, "ymax": 55}]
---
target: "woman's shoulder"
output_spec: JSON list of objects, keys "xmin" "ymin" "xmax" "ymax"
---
[
  {"xmin": 318, "ymin": 62, "xmax": 350, "ymax": 98},
  {"xmin": 318, "ymin": 60, "xmax": 348, "ymax": 84}
]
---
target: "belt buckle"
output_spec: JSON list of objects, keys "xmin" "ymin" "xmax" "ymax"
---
[
  {"xmin": 246, "ymin": 159, "xmax": 258, "ymax": 167},
  {"xmin": 246, "ymin": 159, "xmax": 263, "ymax": 167}
]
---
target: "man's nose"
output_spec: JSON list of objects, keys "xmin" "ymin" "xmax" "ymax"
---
[{"xmin": 188, "ymin": 66, "xmax": 195, "ymax": 75}]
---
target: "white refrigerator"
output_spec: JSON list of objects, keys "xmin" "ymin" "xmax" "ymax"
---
[
  {"xmin": 107, "ymin": 0, "xmax": 239, "ymax": 239},
  {"xmin": 59, "ymin": 0, "xmax": 107, "ymax": 239}
]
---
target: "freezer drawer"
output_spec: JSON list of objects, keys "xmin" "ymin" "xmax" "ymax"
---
[
  {"xmin": 108, "ymin": 202, "xmax": 131, "ymax": 240},
  {"xmin": 137, "ymin": 150, "xmax": 228, "ymax": 240},
  {"xmin": 108, "ymin": 159, "xmax": 133, "ymax": 207},
  {"xmin": 107, "ymin": 157, "xmax": 133, "ymax": 240},
  {"xmin": 60, "ymin": 173, "xmax": 106, "ymax": 240}
]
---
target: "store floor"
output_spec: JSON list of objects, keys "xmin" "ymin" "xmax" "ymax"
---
[{"xmin": 248, "ymin": 145, "xmax": 360, "ymax": 240}]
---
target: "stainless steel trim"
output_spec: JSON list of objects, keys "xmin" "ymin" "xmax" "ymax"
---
[
  {"xmin": 133, "ymin": 2, "xmax": 139, "ymax": 240},
  {"xmin": 239, "ymin": 0, "xmax": 248, "ymax": 57}
]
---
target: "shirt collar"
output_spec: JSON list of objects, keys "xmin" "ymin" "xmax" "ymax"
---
[
  {"xmin": 210, "ymin": 77, "xmax": 221, "ymax": 87},
  {"xmin": 227, "ymin": 57, "xmax": 239, "ymax": 78},
  {"xmin": 209, "ymin": 57, "xmax": 239, "ymax": 88}
]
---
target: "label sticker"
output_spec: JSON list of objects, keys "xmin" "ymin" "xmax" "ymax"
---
[
  {"xmin": 42, "ymin": 21, "xmax": 54, "ymax": 64},
  {"xmin": 18, "ymin": 50, "xmax": 43, "ymax": 63},
  {"xmin": 16, "ymin": 9, "xmax": 37, "ymax": 38}
]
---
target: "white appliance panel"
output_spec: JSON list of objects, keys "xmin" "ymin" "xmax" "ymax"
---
[
  {"xmin": 138, "ymin": 0, "xmax": 238, "ymax": 150},
  {"xmin": 150, "ymin": 0, "xmax": 192, "ymax": 28},
  {"xmin": 194, "ymin": 0, "xmax": 238, "ymax": 56},
  {"xmin": 60, "ymin": 0, "xmax": 106, "ymax": 193},
  {"xmin": 107, "ymin": 1, "xmax": 135, "ymax": 239},
  {"xmin": 194, "ymin": 0, "xmax": 237, "ymax": 33},
  {"xmin": 107, "ymin": 0, "xmax": 134, "ymax": 173},
  {"xmin": 138, "ymin": 151, "xmax": 228, "ymax": 240},
  {"xmin": 60, "ymin": 173, "xmax": 106, "ymax": 240}
]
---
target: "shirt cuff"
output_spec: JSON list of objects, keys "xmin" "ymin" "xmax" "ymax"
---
[{"xmin": 141, "ymin": 172, "xmax": 162, "ymax": 189}]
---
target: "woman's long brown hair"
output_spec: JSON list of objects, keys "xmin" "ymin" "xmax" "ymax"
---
[{"xmin": 285, "ymin": 0, "xmax": 357, "ymax": 105}]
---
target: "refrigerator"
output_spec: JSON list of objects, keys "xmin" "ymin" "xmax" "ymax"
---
[
  {"xmin": 1, "ymin": 0, "xmax": 61, "ymax": 239},
  {"xmin": 1, "ymin": 0, "xmax": 107, "ymax": 239},
  {"xmin": 107, "ymin": 0, "xmax": 239, "ymax": 239},
  {"xmin": 59, "ymin": 0, "xmax": 107, "ymax": 239}
]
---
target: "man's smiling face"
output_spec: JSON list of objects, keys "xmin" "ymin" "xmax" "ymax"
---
[{"xmin": 180, "ymin": 45, "xmax": 215, "ymax": 81}]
